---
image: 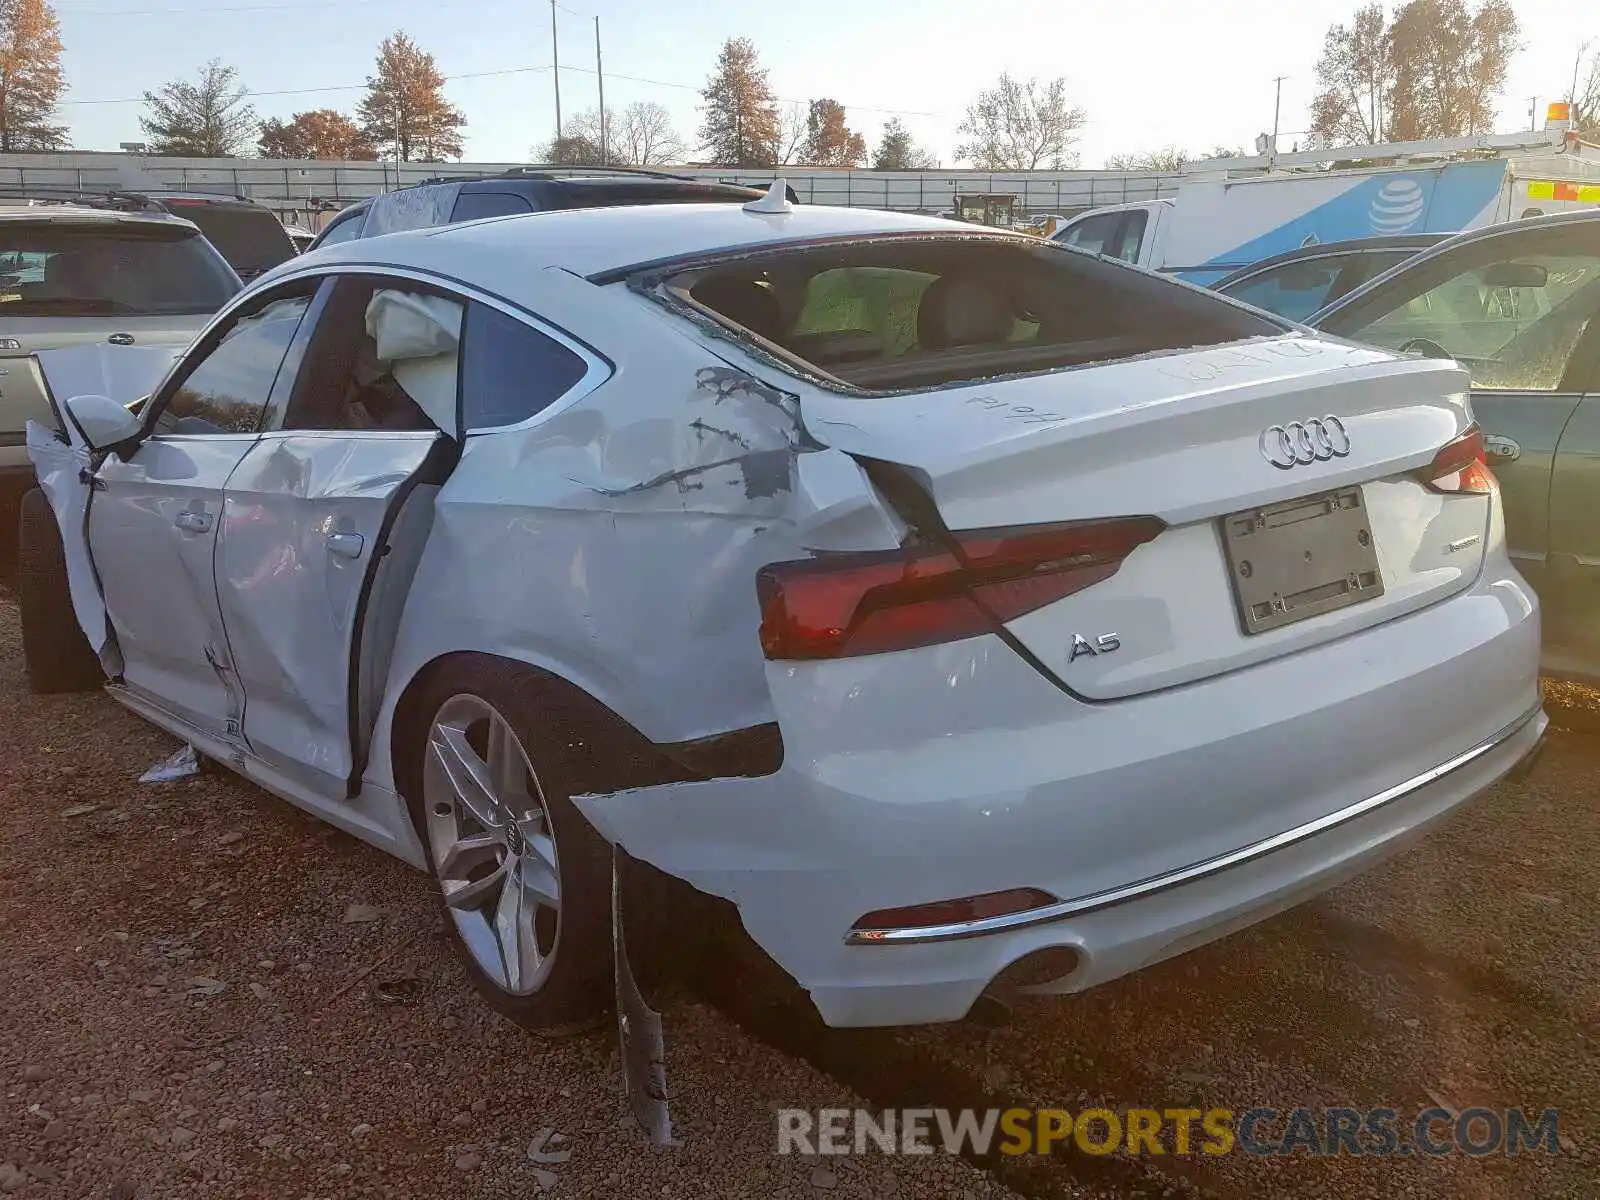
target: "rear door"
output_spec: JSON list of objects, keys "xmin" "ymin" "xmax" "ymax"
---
[
  {"xmin": 215, "ymin": 274, "xmax": 461, "ymax": 797},
  {"xmin": 1315, "ymin": 222, "xmax": 1600, "ymax": 598}
]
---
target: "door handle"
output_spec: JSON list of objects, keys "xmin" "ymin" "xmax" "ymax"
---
[
  {"xmin": 174, "ymin": 510, "xmax": 213, "ymax": 534},
  {"xmin": 1484, "ymin": 435, "xmax": 1521, "ymax": 461},
  {"xmin": 325, "ymin": 531, "xmax": 365, "ymax": 560}
]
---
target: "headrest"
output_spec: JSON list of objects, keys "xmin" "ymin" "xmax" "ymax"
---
[{"xmin": 916, "ymin": 275, "xmax": 1015, "ymax": 350}]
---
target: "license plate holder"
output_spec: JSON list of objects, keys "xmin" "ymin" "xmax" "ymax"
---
[{"xmin": 1221, "ymin": 486, "xmax": 1384, "ymax": 635}]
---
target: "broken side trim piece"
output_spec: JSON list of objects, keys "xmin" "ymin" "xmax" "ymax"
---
[{"xmin": 614, "ymin": 848, "xmax": 675, "ymax": 1147}]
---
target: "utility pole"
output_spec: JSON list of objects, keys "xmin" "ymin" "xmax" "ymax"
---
[
  {"xmin": 1271, "ymin": 75, "xmax": 1288, "ymax": 155},
  {"xmin": 595, "ymin": 16, "xmax": 606, "ymax": 164},
  {"xmin": 550, "ymin": 0, "xmax": 562, "ymax": 142},
  {"xmin": 1529, "ymin": 95, "xmax": 1539, "ymax": 131}
]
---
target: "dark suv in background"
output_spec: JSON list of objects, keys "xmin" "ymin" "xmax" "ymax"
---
[
  {"xmin": 143, "ymin": 192, "xmax": 297, "ymax": 281},
  {"xmin": 308, "ymin": 167, "xmax": 792, "ymax": 250}
]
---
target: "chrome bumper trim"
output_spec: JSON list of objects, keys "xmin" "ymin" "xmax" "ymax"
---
[{"xmin": 846, "ymin": 702, "xmax": 1544, "ymax": 947}]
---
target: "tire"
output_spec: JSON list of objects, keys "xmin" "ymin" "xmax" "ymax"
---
[
  {"xmin": 16, "ymin": 488, "xmax": 103, "ymax": 695},
  {"xmin": 405, "ymin": 655, "xmax": 642, "ymax": 1032}
]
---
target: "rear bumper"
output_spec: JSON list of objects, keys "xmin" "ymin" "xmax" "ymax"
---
[{"xmin": 578, "ymin": 561, "xmax": 1543, "ymax": 1028}]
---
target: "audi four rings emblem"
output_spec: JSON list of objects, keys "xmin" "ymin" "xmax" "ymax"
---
[{"xmin": 1259, "ymin": 416, "xmax": 1351, "ymax": 469}]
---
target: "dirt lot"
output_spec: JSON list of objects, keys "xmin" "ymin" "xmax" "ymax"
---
[
  {"xmin": 0, "ymin": 584, "xmax": 1594, "ymax": 1199},
  {"xmin": 0, "ymin": 595, "xmax": 1017, "ymax": 1200}
]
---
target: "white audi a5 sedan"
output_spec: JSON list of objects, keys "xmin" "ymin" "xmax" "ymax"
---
[{"xmin": 19, "ymin": 193, "xmax": 1546, "ymax": 1030}]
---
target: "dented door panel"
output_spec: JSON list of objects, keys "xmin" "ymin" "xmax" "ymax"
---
[
  {"xmin": 217, "ymin": 431, "xmax": 442, "ymax": 794},
  {"xmin": 90, "ymin": 435, "xmax": 257, "ymax": 735}
]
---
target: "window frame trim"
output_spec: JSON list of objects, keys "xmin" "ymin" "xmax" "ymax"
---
[
  {"xmin": 641, "ymin": 231, "xmax": 1285, "ymax": 398},
  {"xmin": 138, "ymin": 276, "xmax": 326, "ymax": 443},
  {"xmin": 136, "ymin": 261, "xmax": 613, "ymax": 444}
]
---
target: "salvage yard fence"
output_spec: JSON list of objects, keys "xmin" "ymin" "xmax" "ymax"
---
[{"xmin": 0, "ymin": 152, "xmax": 1184, "ymax": 230}]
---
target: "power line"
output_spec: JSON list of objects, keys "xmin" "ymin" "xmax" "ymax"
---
[
  {"xmin": 62, "ymin": 64, "xmax": 553, "ymax": 106},
  {"xmin": 61, "ymin": 59, "xmax": 949, "ymax": 119}
]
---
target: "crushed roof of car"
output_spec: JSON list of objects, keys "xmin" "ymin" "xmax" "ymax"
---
[{"xmin": 297, "ymin": 202, "xmax": 1002, "ymax": 284}]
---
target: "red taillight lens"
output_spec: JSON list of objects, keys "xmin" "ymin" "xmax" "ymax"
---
[
  {"xmin": 756, "ymin": 516, "xmax": 1165, "ymax": 660},
  {"xmin": 850, "ymin": 887, "xmax": 1059, "ymax": 937},
  {"xmin": 1416, "ymin": 425, "xmax": 1496, "ymax": 494}
]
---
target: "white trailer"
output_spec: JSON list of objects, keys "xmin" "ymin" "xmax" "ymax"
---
[{"xmin": 1051, "ymin": 117, "xmax": 1600, "ymax": 285}]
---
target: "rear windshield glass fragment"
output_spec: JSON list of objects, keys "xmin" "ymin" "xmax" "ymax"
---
[{"xmin": 669, "ymin": 237, "xmax": 1281, "ymax": 390}]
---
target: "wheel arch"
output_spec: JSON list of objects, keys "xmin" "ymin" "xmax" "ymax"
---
[{"xmin": 385, "ymin": 648, "xmax": 783, "ymax": 841}]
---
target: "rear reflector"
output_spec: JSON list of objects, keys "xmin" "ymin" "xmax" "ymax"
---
[
  {"xmin": 1416, "ymin": 425, "xmax": 1496, "ymax": 494},
  {"xmin": 850, "ymin": 887, "xmax": 1059, "ymax": 940},
  {"xmin": 757, "ymin": 516, "xmax": 1165, "ymax": 660}
]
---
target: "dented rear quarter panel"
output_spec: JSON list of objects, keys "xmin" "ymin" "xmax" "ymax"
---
[{"xmin": 362, "ymin": 269, "xmax": 904, "ymax": 796}]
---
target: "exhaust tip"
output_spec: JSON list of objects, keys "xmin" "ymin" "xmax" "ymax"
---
[{"xmin": 990, "ymin": 945, "xmax": 1082, "ymax": 992}]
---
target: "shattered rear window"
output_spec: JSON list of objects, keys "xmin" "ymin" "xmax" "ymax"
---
[{"xmin": 666, "ymin": 236, "xmax": 1281, "ymax": 391}]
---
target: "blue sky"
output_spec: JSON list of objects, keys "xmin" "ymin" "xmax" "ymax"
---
[{"xmin": 56, "ymin": 0, "xmax": 1590, "ymax": 167}]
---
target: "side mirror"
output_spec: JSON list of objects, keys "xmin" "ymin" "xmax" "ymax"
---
[{"xmin": 65, "ymin": 393, "xmax": 143, "ymax": 451}]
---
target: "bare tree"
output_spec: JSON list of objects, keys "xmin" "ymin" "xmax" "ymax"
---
[
  {"xmin": 535, "ymin": 107, "xmax": 612, "ymax": 164},
  {"xmin": 1309, "ymin": 3, "xmax": 1391, "ymax": 146},
  {"xmin": 617, "ymin": 101, "xmax": 685, "ymax": 165},
  {"xmin": 956, "ymin": 74, "xmax": 1085, "ymax": 170},
  {"xmin": 1573, "ymin": 46, "xmax": 1600, "ymax": 136},
  {"xmin": 1104, "ymin": 146, "xmax": 1189, "ymax": 170},
  {"xmin": 872, "ymin": 116, "xmax": 936, "ymax": 169},
  {"xmin": 770, "ymin": 101, "xmax": 807, "ymax": 165}
]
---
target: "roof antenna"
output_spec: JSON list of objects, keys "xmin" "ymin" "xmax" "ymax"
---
[{"xmin": 743, "ymin": 177, "xmax": 793, "ymax": 215}]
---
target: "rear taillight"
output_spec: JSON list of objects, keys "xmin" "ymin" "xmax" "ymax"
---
[
  {"xmin": 756, "ymin": 516, "xmax": 1164, "ymax": 661},
  {"xmin": 1415, "ymin": 425, "xmax": 1496, "ymax": 494}
]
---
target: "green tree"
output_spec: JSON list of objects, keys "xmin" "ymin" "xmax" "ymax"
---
[
  {"xmin": 698, "ymin": 37, "xmax": 779, "ymax": 166},
  {"xmin": 871, "ymin": 117, "xmax": 935, "ymax": 169},
  {"xmin": 139, "ymin": 60, "xmax": 256, "ymax": 157}
]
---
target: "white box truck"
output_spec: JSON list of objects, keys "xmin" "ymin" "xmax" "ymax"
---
[{"xmin": 1051, "ymin": 115, "xmax": 1600, "ymax": 285}]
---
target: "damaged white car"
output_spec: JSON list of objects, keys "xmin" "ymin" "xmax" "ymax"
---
[{"xmin": 20, "ymin": 194, "xmax": 1546, "ymax": 1031}]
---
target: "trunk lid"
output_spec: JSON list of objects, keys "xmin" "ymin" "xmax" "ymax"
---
[{"xmin": 793, "ymin": 333, "xmax": 1490, "ymax": 699}]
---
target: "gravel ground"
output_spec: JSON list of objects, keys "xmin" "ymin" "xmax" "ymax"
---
[
  {"xmin": 1, "ymin": 576, "xmax": 1594, "ymax": 1200},
  {"xmin": 0, "ymin": 592, "xmax": 1017, "ymax": 1200}
]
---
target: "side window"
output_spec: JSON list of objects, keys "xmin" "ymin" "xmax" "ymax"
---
[
  {"xmin": 460, "ymin": 302, "xmax": 589, "ymax": 429},
  {"xmin": 450, "ymin": 191, "xmax": 535, "ymax": 223},
  {"xmin": 1341, "ymin": 249, "xmax": 1600, "ymax": 390},
  {"xmin": 313, "ymin": 209, "xmax": 366, "ymax": 248},
  {"xmin": 1222, "ymin": 258, "xmax": 1345, "ymax": 322},
  {"xmin": 1105, "ymin": 211, "xmax": 1148, "ymax": 264},
  {"xmin": 1056, "ymin": 212, "xmax": 1122, "ymax": 255},
  {"xmin": 153, "ymin": 286, "xmax": 316, "ymax": 435},
  {"xmin": 278, "ymin": 276, "xmax": 463, "ymax": 433}
]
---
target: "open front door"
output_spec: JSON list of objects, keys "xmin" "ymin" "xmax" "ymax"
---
[{"xmin": 212, "ymin": 273, "xmax": 464, "ymax": 799}]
